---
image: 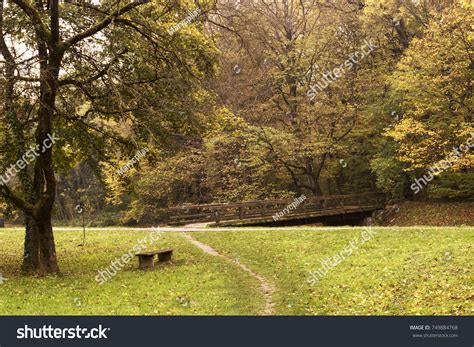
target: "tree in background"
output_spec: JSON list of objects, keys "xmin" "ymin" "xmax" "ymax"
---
[
  {"xmin": 370, "ymin": 0, "xmax": 473, "ymax": 198},
  {"xmin": 208, "ymin": 0, "xmax": 375, "ymax": 195},
  {"xmin": 124, "ymin": 0, "xmax": 473, "ymax": 220}
]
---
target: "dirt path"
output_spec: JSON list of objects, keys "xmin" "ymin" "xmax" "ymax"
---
[{"xmin": 181, "ymin": 233, "xmax": 275, "ymax": 315}]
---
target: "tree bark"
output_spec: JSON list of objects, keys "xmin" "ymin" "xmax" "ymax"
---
[
  {"xmin": 21, "ymin": 215, "xmax": 40, "ymax": 273},
  {"xmin": 36, "ymin": 217, "xmax": 59, "ymax": 275}
]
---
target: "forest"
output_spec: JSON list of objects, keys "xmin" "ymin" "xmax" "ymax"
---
[{"xmin": 0, "ymin": 0, "xmax": 472, "ymax": 276}]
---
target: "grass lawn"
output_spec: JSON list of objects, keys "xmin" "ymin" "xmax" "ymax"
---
[
  {"xmin": 0, "ymin": 228, "xmax": 263, "ymax": 315},
  {"xmin": 1, "ymin": 226, "xmax": 472, "ymax": 315},
  {"xmin": 193, "ymin": 226, "xmax": 473, "ymax": 315}
]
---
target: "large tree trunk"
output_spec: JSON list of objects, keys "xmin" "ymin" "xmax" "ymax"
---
[
  {"xmin": 36, "ymin": 217, "xmax": 59, "ymax": 275},
  {"xmin": 21, "ymin": 214, "xmax": 40, "ymax": 273},
  {"xmin": 30, "ymin": 38, "xmax": 62, "ymax": 274}
]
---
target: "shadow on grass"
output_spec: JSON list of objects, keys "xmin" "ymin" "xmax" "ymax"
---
[{"xmin": 125, "ymin": 259, "xmax": 187, "ymax": 272}]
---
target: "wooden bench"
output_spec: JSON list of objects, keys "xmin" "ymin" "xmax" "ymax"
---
[{"xmin": 135, "ymin": 248, "xmax": 173, "ymax": 269}]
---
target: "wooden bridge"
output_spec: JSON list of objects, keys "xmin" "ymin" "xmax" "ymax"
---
[{"xmin": 166, "ymin": 192, "xmax": 386, "ymax": 227}]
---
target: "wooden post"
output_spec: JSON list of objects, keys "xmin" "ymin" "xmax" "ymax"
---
[
  {"xmin": 138, "ymin": 255, "xmax": 155, "ymax": 269},
  {"xmin": 239, "ymin": 207, "xmax": 243, "ymax": 220},
  {"xmin": 158, "ymin": 252, "xmax": 172, "ymax": 263},
  {"xmin": 214, "ymin": 210, "xmax": 220, "ymax": 224}
]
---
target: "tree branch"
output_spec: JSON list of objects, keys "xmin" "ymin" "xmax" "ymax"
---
[
  {"xmin": 64, "ymin": 1, "xmax": 147, "ymax": 49},
  {"xmin": 11, "ymin": 0, "xmax": 51, "ymax": 45},
  {"xmin": 0, "ymin": 183, "xmax": 34, "ymax": 214}
]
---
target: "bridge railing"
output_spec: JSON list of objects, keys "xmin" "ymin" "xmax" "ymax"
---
[{"xmin": 166, "ymin": 192, "xmax": 385, "ymax": 225}]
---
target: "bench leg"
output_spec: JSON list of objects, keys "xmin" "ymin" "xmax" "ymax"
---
[
  {"xmin": 139, "ymin": 255, "xmax": 155, "ymax": 269},
  {"xmin": 157, "ymin": 252, "xmax": 172, "ymax": 263}
]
